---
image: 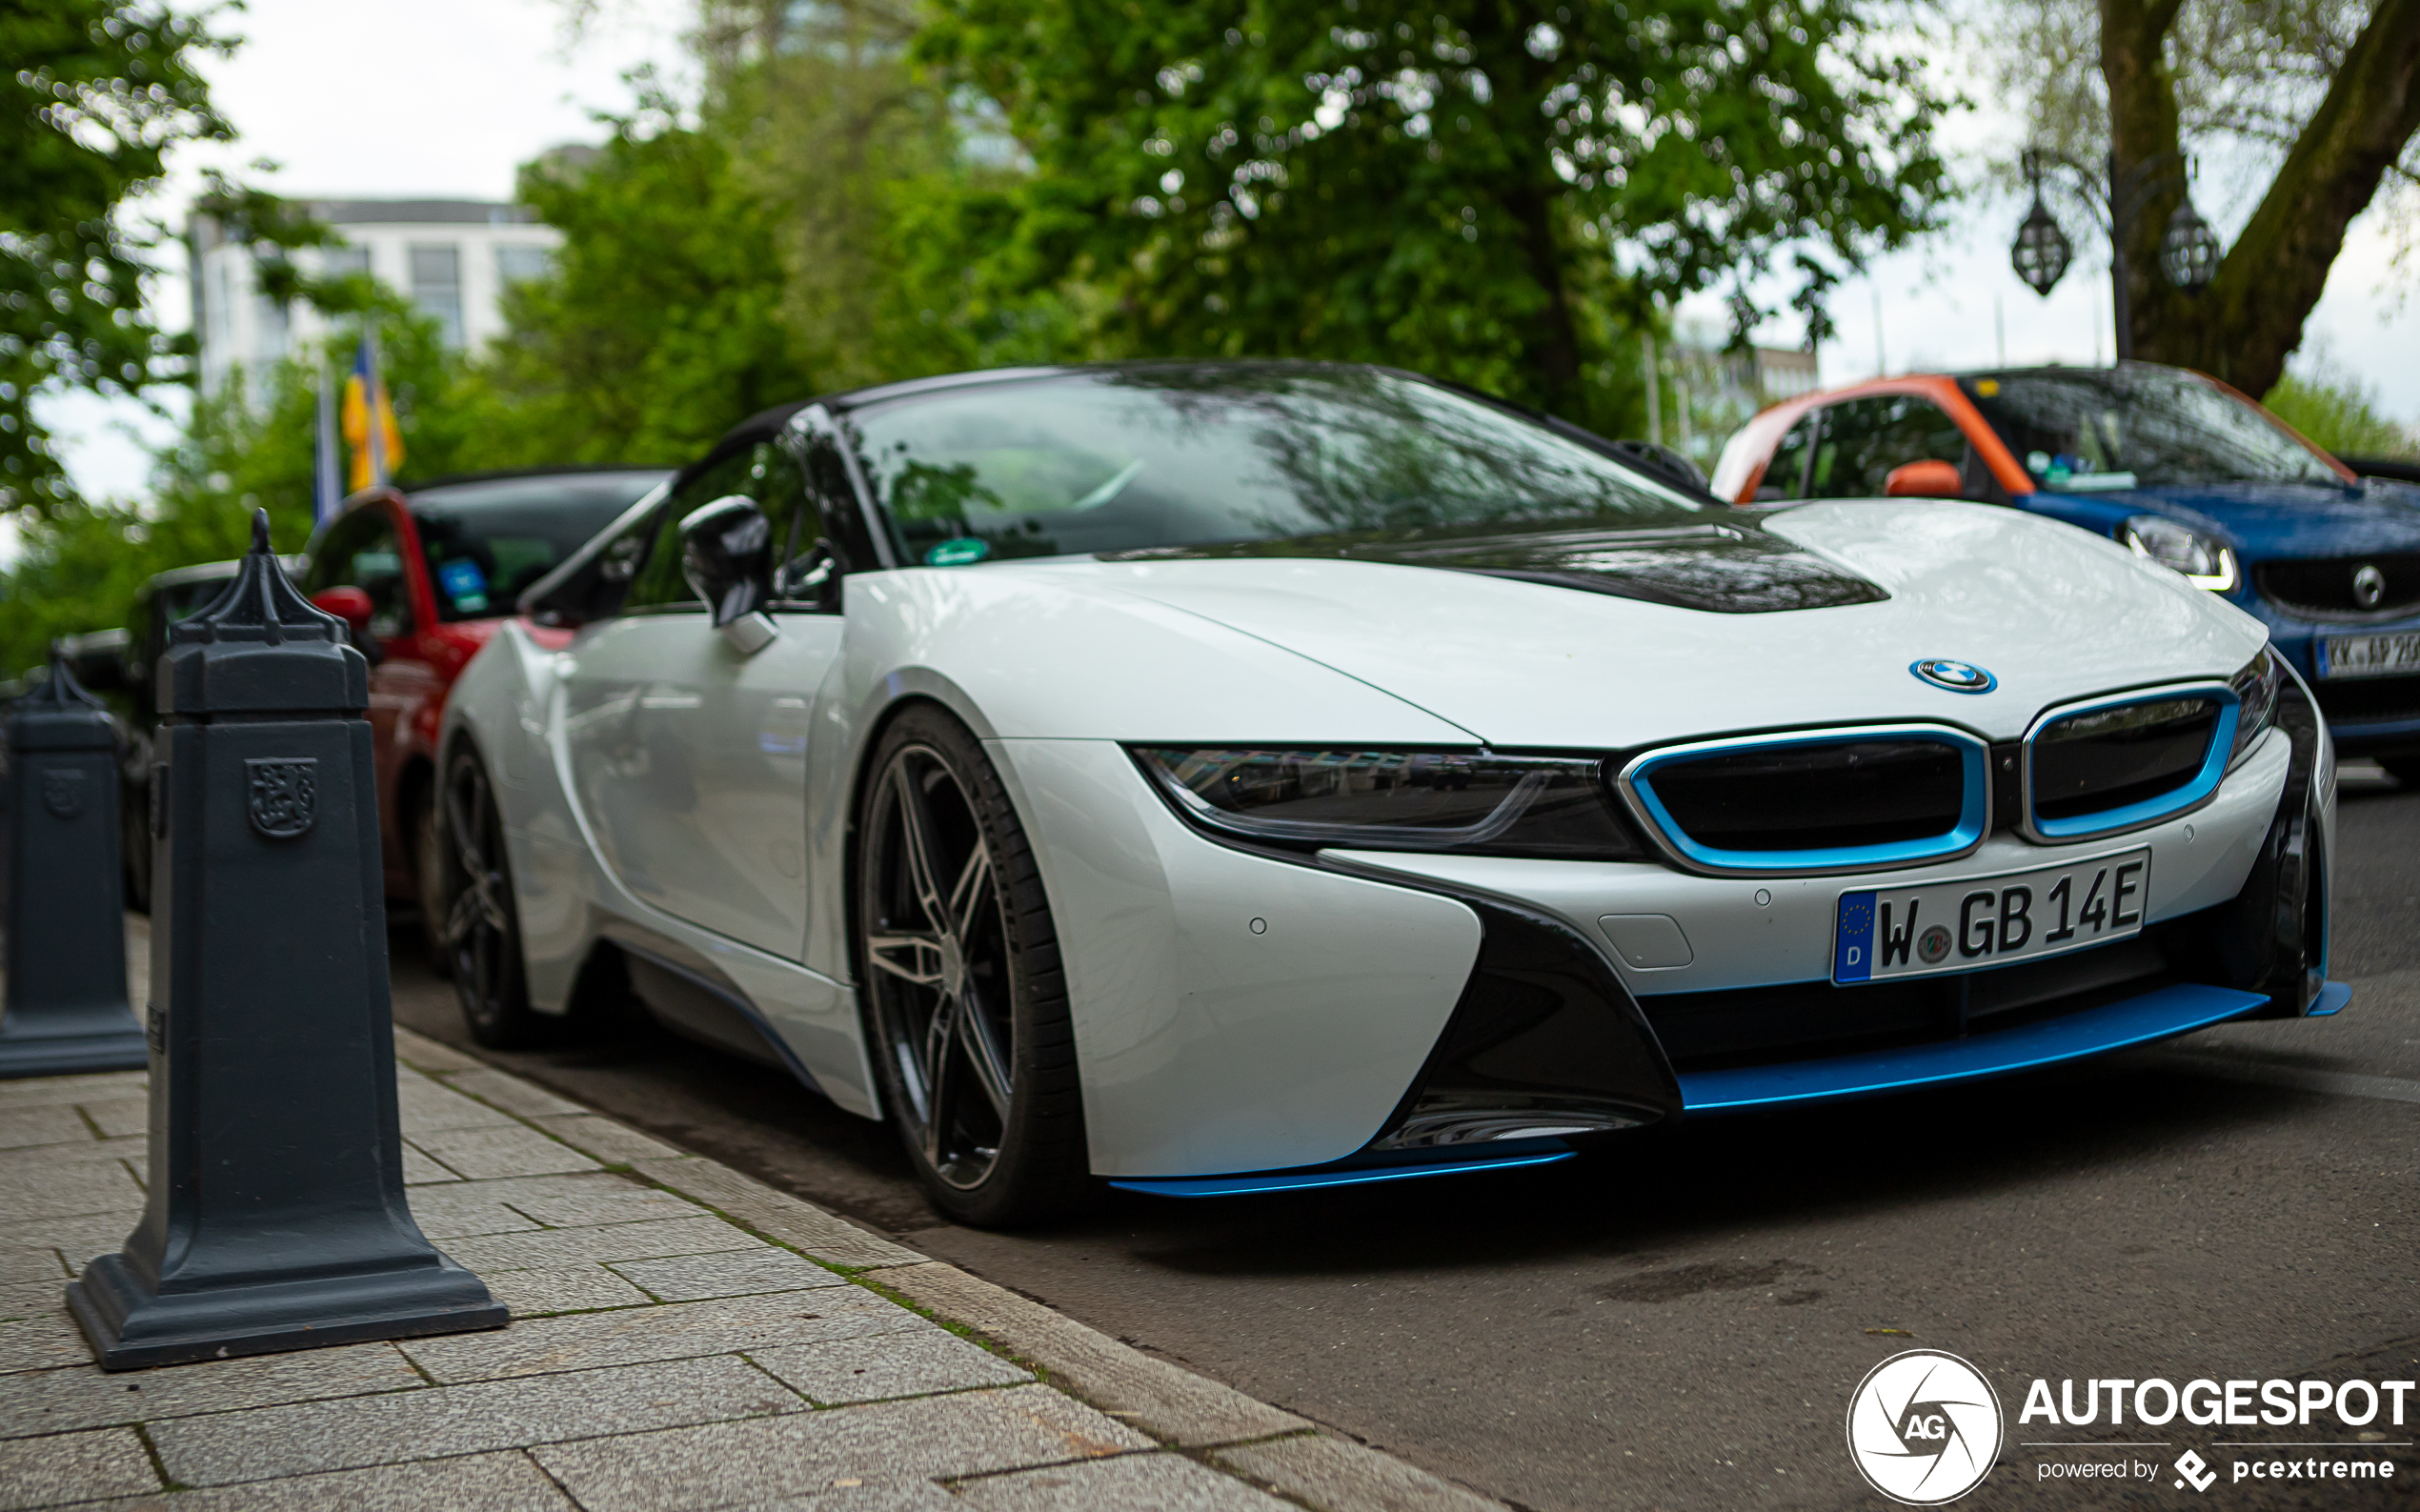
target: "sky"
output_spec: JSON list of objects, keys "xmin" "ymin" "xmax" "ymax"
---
[{"xmin": 30, "ymin": 1, "xmax": 2420, "ymax": 517}]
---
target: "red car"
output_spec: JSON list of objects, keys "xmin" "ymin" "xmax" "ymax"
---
[{"xmin": 301, "ymin": 467, "xmax": 671, "ymax": 939}]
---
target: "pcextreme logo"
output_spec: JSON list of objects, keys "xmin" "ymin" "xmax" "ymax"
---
[{"xmin": 1847, "ymin": 1350, "xmax": 2005, "ymax": 1505}]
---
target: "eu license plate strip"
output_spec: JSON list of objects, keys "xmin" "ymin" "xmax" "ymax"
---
[
  {"xmin": 1833, "ymin": 850, "xmax": 2152, "ymax": 985},
  {"xmin": 2320, "ymin": 631, "xmax": 2420, "ymax": 680}
]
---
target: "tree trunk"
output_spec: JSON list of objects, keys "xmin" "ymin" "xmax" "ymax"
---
[
  {"xmin": 2098, "ymin": 0, "xmax": 2188, "ymax": 364},
  {"xmin": 2106, "ymin": 0, "xmax": 2420, "ymax": 393},
  {"xmin": 1454, "ymin": 7, "xmax": 1587, "ymax": 417}
]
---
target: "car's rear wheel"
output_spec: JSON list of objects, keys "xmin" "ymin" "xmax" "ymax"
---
[
  {"xmin": 441, "ymin": 747, "xmax": 540, "ymax": 1048},
  {"xmin": 413, "ymin": 791, "xmax": 452, "ymax": 977},
  {"xmin": 855, "ymin": 707, "xmax": 1088, "ymax": 1226}
]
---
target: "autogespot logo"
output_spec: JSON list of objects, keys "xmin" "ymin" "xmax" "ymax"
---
[{"xmin": 1847, "ymin": 1350, "xmax": 2006, "ymax": 1505}]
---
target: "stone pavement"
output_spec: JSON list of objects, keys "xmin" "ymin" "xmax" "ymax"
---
[{"xmin": 0, "ymin": 935, "xmax": 1503, "ymax": 1512}]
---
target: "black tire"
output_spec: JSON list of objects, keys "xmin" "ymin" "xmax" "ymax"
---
[
  {"xmin": 854, "ymin": 705, "xmax": 1089, "ymax": 1226},
  {"xmin": 441, "ymin": 746, "xmax": 541, "ymax": 1048},
  {"xmin": 2377, "ymin": 754, "xmax": 2420, "ymax": 789},
  {"xmin": 413, "ymin": 791, "xmax": 454, "ymax": 976}
]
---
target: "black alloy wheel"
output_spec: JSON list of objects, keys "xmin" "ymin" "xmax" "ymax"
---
[
  {"xmin": 441, "ymin": 746, "xmax": 540, "ymax": 1047},
  {"xmin": 855, "ymin": 706, "xmax": 1088, "ymax": 1226}
]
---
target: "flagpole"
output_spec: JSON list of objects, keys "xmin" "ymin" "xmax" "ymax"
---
[
  {"xmin": 313, "ymin": 351, "xmax": 341, "ymax": 525},
  {"xmin": 364, "ymin": 323, "xmax": 388, "ymax": 489}
]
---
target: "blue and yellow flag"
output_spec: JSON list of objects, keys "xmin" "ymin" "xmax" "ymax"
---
[{"xmin": 341, "ymin": 333, "xmax": 404, "ymax": 492}]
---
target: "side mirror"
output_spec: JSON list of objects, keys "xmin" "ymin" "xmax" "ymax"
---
[
  {"xmin": 679, "ymin": 494, "xmax": 777, "ymax": 654},
  {"xmin": 1884, "ymin": 459, "xmax": 1964, "ymax": 499},
  {"xmin": 310, "ymin": 587, "xmax": 385, "ymax": 667}
]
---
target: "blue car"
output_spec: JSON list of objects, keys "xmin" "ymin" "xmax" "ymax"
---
[{"xmin": 1714, "ymin": 361, "xmax": 2420, "ymax": 780}]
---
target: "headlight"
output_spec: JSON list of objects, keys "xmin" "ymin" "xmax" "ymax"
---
[
  {"xmin": 2227, "ymin": 646, "xmax": 2281, "ymax": 769},
  {"xmin": 2122, "ymin": 515, "xmax": 2239, "ymax": 593},
  {"xmin": 1131, "ymin": 748, "xmax": 1644, "ymax": 858}
]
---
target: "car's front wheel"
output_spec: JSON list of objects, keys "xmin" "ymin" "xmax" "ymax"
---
[
  {"xmin": 855, "ymin": 706, "xmax": 1089, "ymax": 1226},
  {"xmin": 440, "ymin": 746, "xmax": 541, "ymax": 1048}
]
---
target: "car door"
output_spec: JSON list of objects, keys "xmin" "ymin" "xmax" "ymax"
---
[
  {"xmin": 558, "ymin": 431, "xmax": 847, "ymax": 960},
  {"xmin": 302, "ymin": 503, "xmax": 441, "ymax": 891}
]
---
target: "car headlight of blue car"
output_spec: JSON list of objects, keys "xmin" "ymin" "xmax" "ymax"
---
[{"xmin": 2124, "ymin": 514, "xmax": 2240, "ymax": 593}]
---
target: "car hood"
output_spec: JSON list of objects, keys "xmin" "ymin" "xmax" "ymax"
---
[
  {"xmin": 1023, "ymin": 501, "xmax": 2267, "ymax": 748},
  {"xmin": 2047, "ymin": 479, "xmax": 2420, "ymax": 559}
]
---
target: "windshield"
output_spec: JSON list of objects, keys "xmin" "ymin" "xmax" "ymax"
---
[
  {"xmin": 846, "ymin": 365, "xmax": 1704, "ymax": 565},
  {"xmin": 1961, "ymin": 365, "xmax": 2343, "ymax": 492},
  {"xmin": 412, "ymin": 471, "xmax": 669, "ymax": 620}
]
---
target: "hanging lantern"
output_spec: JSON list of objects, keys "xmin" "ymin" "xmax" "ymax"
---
[
  {"xmin": 2010, "ymin": 195, "xmax": 2073, "ymax": 297},
  {"xmin": 2160, "ymin": 198, "xmax": 2222, "ymax": 292}
]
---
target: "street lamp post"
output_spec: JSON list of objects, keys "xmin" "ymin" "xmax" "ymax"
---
[{"xmin": 2007, "ymin": 146, "xmax": 2219, "ymax": 359}]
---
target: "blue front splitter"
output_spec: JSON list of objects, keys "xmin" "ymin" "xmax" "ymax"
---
[
  {"xmin": 1108, "ymin": 1142, "xmax": 1573, "ymax": 1199},
  {"xmin": 1111, "ymin": 979, "xmax": 2342, "ymax": 1196},
  {"xmin": 1677, "ymin": 981, "xmax": 2274, "ymax": 1114}
]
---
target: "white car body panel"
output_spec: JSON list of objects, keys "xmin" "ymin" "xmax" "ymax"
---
[
  {"xmin": 1071, "ymin": 504, "xmax": 2266, "ymax": 747},
  {"xmin": 995, "ymin": 738, "xmax": 1481, "ymax": 1177}
]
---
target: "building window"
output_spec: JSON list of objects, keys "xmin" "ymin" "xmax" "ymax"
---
[
  {"xmin": 409, "ymin": 243, "xmax": 464, "ymax": 347},
  {"xmin": 320, "ymin": 244, "xmax": 372, "ymax": 281},
  {"xmin": 496, "ymin": 243, "xmax": 553, "ymax": 286},
  {"xmin": 252, "ymin": 257, "xmax": 289, "ymax": 365}
]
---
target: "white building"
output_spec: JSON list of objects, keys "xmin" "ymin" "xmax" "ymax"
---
[{"xmin": 189, "ymin": 198, "xmax": 561, "ymax": 396}]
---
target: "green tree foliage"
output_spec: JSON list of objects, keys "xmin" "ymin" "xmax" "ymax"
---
[
  {"xmin": 1, "ymin": 0, "xmax": 233, "ymax": 514},
  {"xmin": 2264, "ymin": 364, "xmax": 2419, "ymax": 459},
  {"xmin": 918, "ymin": 0, "xmax": 1954, "ymax": 432},
  {"xmin": 455, "ymin": 97, "xmax": 812, "ymax": 468},
  {"xmin": 0, "ymin": 305, "xmax": 469, "ymax": 674}
]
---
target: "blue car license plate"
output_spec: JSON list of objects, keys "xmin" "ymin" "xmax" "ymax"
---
[{"xmin": 1833, "ymin": 850, "xmax": 2152, "ymax": 984}]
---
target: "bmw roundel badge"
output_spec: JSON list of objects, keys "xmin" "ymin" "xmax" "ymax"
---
[{"xmin": 1910, "ymin": 658, "xmax": 1997, "ymax": 694}]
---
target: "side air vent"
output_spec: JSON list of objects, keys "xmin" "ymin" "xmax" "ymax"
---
[
  {"xmin": 2026, "ymin": 689, "xmax": 2234, "ymax": 839},
  {"xmin": 1620, "ymin": 727, "xmax": 1988, "ymax": 874}
]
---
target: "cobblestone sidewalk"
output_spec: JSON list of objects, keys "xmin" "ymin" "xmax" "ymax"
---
[{"xmin": 0, "ymin": 961, "xmax": 1500, "ymax": 1511}]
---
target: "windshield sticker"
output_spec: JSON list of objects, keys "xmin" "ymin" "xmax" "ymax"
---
[
  {"xmin": 924, "ymin": 537, "xmax": 991, "ymax": 567},
  {"xmin": 437, "ymin": 558, "xmax": 491, "ymax": 612}
]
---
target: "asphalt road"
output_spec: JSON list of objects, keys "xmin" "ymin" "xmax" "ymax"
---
[{"xmin": 390, "ymin": 764, "xmax": 2420, "ymax": 1511}]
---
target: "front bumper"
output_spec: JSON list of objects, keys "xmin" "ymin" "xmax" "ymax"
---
[{"xmin": 1001, "ymin": 683, "xmax": 2339, "ymax": 1190}]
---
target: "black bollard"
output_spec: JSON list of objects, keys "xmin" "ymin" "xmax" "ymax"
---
[
  {"xmin": 67, "ymin": 513, "xmax": 506, "ymax": 1370},
  {"xmin": 0, "ymin": 655, "xmax": 147, "ymax": 1077}
]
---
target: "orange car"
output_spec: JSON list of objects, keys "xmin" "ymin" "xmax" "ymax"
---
[{"xmin": 1708, "ymin": 363, "xmax": 2420, "ymax": 773}]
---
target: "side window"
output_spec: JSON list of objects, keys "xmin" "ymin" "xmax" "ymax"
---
[
  {"xmin": 303, "ymin": 509, "xmax": 414, "ymax": 637},
  {"xmin": 769, "ymin": 434, "xmax": 860, "ymax": 612},
  {"xmin": 1756, "ymin": 415, "xmax": 1818, "ymax": 501},
  {"xmin": 622, "ymin": 450, "xmax": 762, "ymax": 612},
  {"xmin": 1866, "ymin": 397, "xmax": 1973, "ymax": 494},
  {"xmin": 1807, "ymin": 399, "xmax": 1886, "ymax": 498}
]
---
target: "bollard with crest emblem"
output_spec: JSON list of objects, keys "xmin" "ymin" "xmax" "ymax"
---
[
  {"xmin": 0, "ymin": 653, "xmax": 148, "ymax": 1077},
  {"xmin": 67, "ymin": 512, "xmax": 506, "ymax": 1370}
]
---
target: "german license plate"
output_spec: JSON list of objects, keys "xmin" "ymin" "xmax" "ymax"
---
[
  {"xmin": 2320, "ymin": 631, "xmax": 2420, "ymax": 679},
  {"xmin": 1833, "ymin": 850, "xmax": 2151, "ymax": 985}
]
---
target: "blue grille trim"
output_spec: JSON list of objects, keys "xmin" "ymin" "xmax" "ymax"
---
[
  {"xmin": 2026, "ymin": 684, "xmax": 2239, "ymax": 841},
  {"xmin": 1619, "ymin": 725, "xmax": 1990, "ymax": 876}
]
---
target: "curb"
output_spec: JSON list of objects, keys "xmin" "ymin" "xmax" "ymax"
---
[{"xmin": 393, "ymin": 1025, "xmax": 1511, "ymax": 1512}]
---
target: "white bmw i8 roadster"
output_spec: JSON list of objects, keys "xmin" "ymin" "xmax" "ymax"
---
[{"xmin": 437, "ymin": 361, "xmax": 2344, "ymax": 1224}]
